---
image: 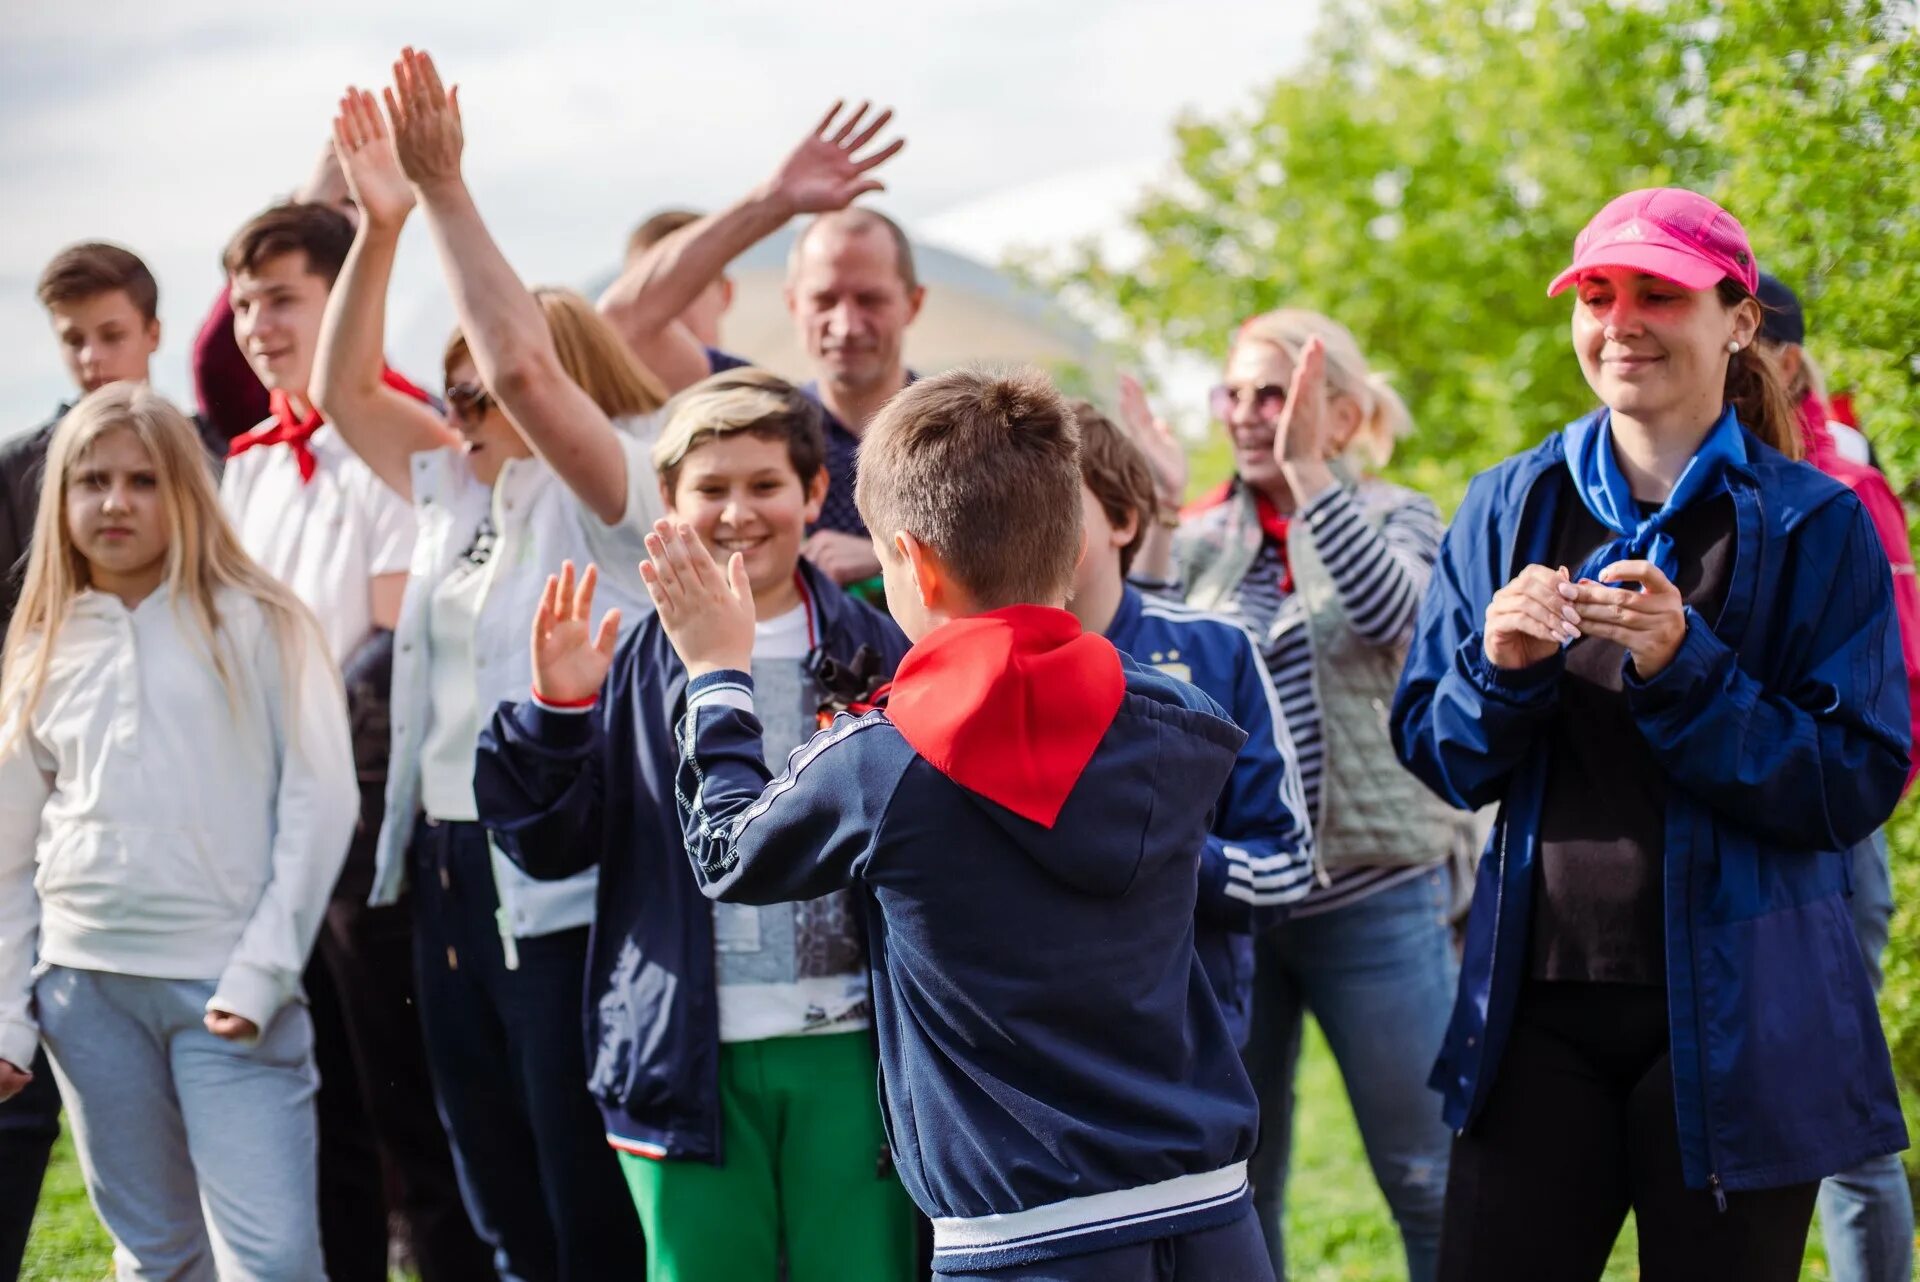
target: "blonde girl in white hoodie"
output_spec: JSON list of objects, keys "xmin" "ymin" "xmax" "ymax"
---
[{"xmin": 0, "ymin": 383, "xmax": 356, "ymax": 1281}]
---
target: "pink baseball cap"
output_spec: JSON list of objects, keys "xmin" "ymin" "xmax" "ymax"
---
[{"xmin": 1547, "ymin": 188, "xmax": 1758, "ymax": 297}]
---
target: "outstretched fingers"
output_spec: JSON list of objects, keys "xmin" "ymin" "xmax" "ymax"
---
[
  {"xmin": 829, "ymin": 101, "xmax": 871, "ymax": 146},
  {"xmin": 573, "ymin": 562, "xmax": 601, "ymax": 622}
]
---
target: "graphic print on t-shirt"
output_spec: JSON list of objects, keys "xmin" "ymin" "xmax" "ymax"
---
[{"xmin": 711, "ymin": 607, "xmax": 870, "ymax": 1042}]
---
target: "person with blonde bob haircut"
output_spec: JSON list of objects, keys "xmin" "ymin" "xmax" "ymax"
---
[
  {"xmin": 307, "ymin": 53, "xmax": 665, "ymax": 1276},
  {"xmin": 1133, "ymin": 306, "xmax": 1466, "ymax": 1281},
  {"xmin": 0, "ymin": 383, "xmax": 356, "ymax": 1281}
]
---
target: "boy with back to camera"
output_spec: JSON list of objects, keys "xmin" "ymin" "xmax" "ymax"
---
[{"xmin": 633, "ymin": 367, "xmax": 1275, "ymax": 1280}]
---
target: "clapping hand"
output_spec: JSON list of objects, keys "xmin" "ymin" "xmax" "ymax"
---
[
  {"xmin": 1272, "ymin": 336, "xmax": 1334, "ymax": 468},
  {"xmin": 385, "ymin": 46, "xmax": 463, "ymax": 189},
  {"xmin": 332, "ymin": 86, "xmax": 415, "ymax": 231},
  {"xmin": 1564, "ymin": 561, "xmax": 1689, "ymax": 678},
  {"xmin": 1484, "ymin": 565, "xmax": 1580, "ymax": 670},
  {"xmin": 639, "ymin": 520, "xmax": 756, "ymax": 679},
  {"xmin": 767, "ymin": 101, "xmax": 906, "ymax": 217},
  {"xmin": 530, "ymin": 561, "xmax": 622, "ymax": 706}
]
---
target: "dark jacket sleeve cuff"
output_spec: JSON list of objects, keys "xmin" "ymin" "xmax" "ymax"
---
[
  {"xmin": 512, "ymin": 697, "xmax": 598, "ymax": 750},
  {"xmin": 1458, "ymin": 634, "xmax": 1565, "ymax": 706},
  {"xmin": 1623, "ymin": 609, "xmax": 1727, "ymax": 717}
]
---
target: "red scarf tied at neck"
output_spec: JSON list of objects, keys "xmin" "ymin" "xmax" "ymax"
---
[{"xmin": 226, "ymin": 368, "xmax": 429, "ymax": 484}]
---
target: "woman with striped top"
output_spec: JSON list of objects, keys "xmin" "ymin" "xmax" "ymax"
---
[{"xmin": 1134, "ymin": 309, "xmax": 1468, "ymax": 1282}]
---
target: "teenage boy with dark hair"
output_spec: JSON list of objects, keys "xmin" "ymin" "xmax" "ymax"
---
[
  {"xmin": 635, "ymin": 366, "xmax": 1273, "ymax": 1279},
  {"xmin": 217, "ymin": 200, "xmax": 488, "ymax": 1282},
  {"xmin": 1066, "ymin": 399, "xmax": 1313, "ymax": 1044},
  {"xmin": 475, "ymin": 368, "xmax": 917, "ymax": 1281},
  {"xmin": 0, "ymin": 235, "xmax": 173, "ymax": 1282}
]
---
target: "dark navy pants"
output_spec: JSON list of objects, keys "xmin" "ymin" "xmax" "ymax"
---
[
  {"xmin": 935, "ymin": 1208, "xmax": 1274, "ymax": 1281},
  {"xmin": 0, "ymin": 1045, "xmax": 59, "ymax": 1279},
  {"xmin": 409, "ymin": 817, "xmax": 644, "ymax": 1282}
]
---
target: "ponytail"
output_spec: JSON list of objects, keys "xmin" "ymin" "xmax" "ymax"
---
[
  {"xmin": 1717, "ymin": 279, "xmax": 1802, "ymax": 461},
  {"xmin": 1358, "ymin": 372, "xmax": 1414, "ymax": 470}
]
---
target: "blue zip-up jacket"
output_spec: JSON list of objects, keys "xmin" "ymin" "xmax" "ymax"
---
[
  {"xmin": 472, "ymin": 559, "xmax": 908, "ymax": 1159},
  {"xmin": 1391, "ymin": 422, "xmax": 1910, "ymax": 1196},
  {"xmin": 1104, "ymin": 585, "xmax": 1313, "ymax": 1043},
  {"xmin": 673, "ymin": 608, "xmax": 1261, "ymax": 1271}
]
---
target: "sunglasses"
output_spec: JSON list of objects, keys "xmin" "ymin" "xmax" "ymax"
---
[
  {"xmin": 1209, "ymin": 382, "xmax": 1289, "ymax": 423},
  {"xmin": 445, "ymin": 382, "xmax": 495, "ymax": 423}
]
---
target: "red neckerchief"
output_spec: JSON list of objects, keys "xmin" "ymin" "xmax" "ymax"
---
[
  {"xmin": 1251, "ymin": 488, "xmax": 1294, "ymax": 593},
  {"xmin": 227, "ymin": 367, "xmax": 429, "ymax": 484},
  {"xmin": 883, "ymin": 605, "xmax": 1124, "ymax": 829}
]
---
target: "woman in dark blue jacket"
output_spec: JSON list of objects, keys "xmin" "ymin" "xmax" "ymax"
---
[{"xmin": 1392, "ymin": 187, "xmax": 1909, "ymax": 1281}]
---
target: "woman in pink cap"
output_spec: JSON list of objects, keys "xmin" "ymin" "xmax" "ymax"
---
[{"xmin": 1392, "ymin": 187, "xmax": 1910, "ymax": 1280}]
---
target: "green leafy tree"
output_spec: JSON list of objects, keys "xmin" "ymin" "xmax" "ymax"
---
[{"xmin": 1048, "ymin": 0, "xmax": 1920, "ymax": 1176}]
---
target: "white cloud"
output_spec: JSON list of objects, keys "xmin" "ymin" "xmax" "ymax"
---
[{"xmin": 0, "ymin": 0, "xmax": 1316, "ymax": 434}]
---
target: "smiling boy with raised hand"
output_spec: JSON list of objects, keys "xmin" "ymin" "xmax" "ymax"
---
[
  {"xmin": 641, "ymin": 367, "xmax": 1274, "ymax": 1280},
  {"xmin": 474, "ymin": 368, "xmax": 917, "ymax": 1282}
]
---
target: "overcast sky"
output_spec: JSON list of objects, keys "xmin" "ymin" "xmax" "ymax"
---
[{"xmin": 0, "ymin": 0, "xmax": 1319, "ymax": 436}]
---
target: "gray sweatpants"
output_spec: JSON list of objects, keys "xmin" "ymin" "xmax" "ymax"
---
[{"xmin": 35, "ymin": 965, "xmax": 325, "ymax": 1281}]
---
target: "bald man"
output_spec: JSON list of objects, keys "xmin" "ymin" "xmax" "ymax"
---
[{"xmin": 598, "ymin": 104, "xmax": 916, "ymax": 585}]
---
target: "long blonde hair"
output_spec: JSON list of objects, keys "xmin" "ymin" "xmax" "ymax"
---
[
  {"xmin": 443, "ymin": 287, "xmax": 669, "ymax": 420},
  {"xmin": 1233, "ymin": 309, "xmax": 1413, "ymax": 470},
  {"xmin": 1, "ymin": 384, "xmax": 326, "ymax": 740}
]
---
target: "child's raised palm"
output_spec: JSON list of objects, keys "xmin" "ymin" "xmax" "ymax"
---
[
  {"xmin": 640, "ymin": 519, "xmax": 756, "ymax": 679},
  {"xmin": 530, "ymin": 561, "xmax": 621, "ymax": 706},
  {"xmin": 332, "ymin": 86, "xmax": 414, "ymax": 229}
]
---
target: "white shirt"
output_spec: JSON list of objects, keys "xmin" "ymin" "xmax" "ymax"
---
[
  {"xmin": 0, "ymin": 587, "xmax": 357, "ymax": 1067},
  {"xmin": 373, "ymin": 415, "xmax": 665, "ymax": 942},
  {"xmin": 420, "ymin": 530, "xmax": 493, "ymax": 822},
  {"xmin": 220, "ymin": 424, "xmax": 418, "ymax": 663}
]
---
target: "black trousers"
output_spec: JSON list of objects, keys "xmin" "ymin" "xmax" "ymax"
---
[
  {"xmin": 312, "ymin": 629, "xmax": 494, "ymax": 1282},
  {"xmin": 0, "ymin": 1045, "xmax": 59, "ymax": 1280},
  {"xmin": 1438, "ymin": 981, "xmax": 1816, "ymax": 1282}
]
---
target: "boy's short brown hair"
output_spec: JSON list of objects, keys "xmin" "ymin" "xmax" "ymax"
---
[
  {"xmin": 651, "ymin": 367, "xmax": 827, "ymax": 494},
  {"xmin": 36, "ymin": 242, "xmax": 159, "ymax": 321},
  {"xmin": 221, "ymin": 202, "xmax": 354, "ymax": 284},
  {"xmin": 856, "ymin": 367, "xmax": 1082, "ymax": 608},
  {"xmin": 1070, "ymin": 401, "xmax": 1159, "ymax": 575}
]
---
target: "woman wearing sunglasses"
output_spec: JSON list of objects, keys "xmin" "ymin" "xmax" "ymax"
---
[
  {"xmin": 310, "ymin": 56, "xmax": 661, "ymax": 1279},
  {"xmin": 1136, "ymin": 308, "xmax": 1467, "ymax": 1282}
]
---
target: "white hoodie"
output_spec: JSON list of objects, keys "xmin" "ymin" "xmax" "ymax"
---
[{"xmin": 0, "ymin": 585, "xmax": 356, "ymax": 1067}]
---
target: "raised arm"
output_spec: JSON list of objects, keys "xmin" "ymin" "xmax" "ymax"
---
[
  {"xmin": 312, "ymin": 87, "xmax": 457, "ymax": 501},
  {"xmin": 385, "ymin": 48, "xmax": 633, "ymax": 525},
  {"xmin": 597, "ymin": 101, "xmax": 906, "ymax": 393}
]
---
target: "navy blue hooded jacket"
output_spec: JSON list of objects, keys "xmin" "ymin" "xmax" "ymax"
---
[
  {"xmin": 1391, "ymin": 425, "xmax": 1909, "ymax": 1195},
  {"xmin": 673, "ymin": 606, "xmax": 1261, "ymax": 1271},
  {"xmin": 1104, "ymin": 585, "xmax": 1313, "ymax": 1043},
  {"xmin": 472, "ymin": 559, "xmax": 909, "ymax": 1160}
]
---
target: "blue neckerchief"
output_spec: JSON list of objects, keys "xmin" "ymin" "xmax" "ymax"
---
[{"xmin": 1562, "ymin": 405, "xmax": 1746, "ymax": 584}]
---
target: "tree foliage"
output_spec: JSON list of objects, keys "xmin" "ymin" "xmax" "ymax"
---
[{"xmin": 1047, "ymin": 0, "xmax": 1920, "ymax": 1170}]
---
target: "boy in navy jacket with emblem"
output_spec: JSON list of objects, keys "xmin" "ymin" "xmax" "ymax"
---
[
  {"xmin": 1065, "ymin": 399, "xmax": 1313, "ymax": 1044},
  {"xmin": 475, "ymin": 371, "xmax": 919, "ymax": 1280},
  {"xmin": 636, "ymin": 368, "xmax": 1271, "ymax": 1279}
]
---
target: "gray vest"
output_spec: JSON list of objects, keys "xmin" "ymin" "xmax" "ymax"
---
[{"xmin": 1183, "ymin": 478, "xmax": 1469, "ymax": 873}]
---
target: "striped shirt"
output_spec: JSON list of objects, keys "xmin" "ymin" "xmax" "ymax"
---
[{"xmin": 1209, "ymin": 482, "xmax": 1445, "ymax": 917}]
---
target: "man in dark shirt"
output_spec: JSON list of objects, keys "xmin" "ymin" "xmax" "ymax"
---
[{"xmin": 597, "ymin": 103, "xmax": 915, "ymax": 586}]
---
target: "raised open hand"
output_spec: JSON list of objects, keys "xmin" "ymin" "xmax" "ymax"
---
[
  {"xmin": 383, "ymin": 46, "xmax": 464, "ymax": 188},
  {"xmin": 767, "ymin": 101, "xmax": 906, "ymax": 216},
  {"xmin": 1118, "ymin": 373, "xmax": 1188, "ymax": 509},
  {"xmin": 332, "ymin": 86, "xmax": 415, "ymax": 230},
  {"xmin": 1273, "ymin": 335, "xmax": 1333, "ymax": 468},
  {"xmin": 640, "ymin": 519, "xmax": 755, "ymax": 679},
  {"xmin": 530, "ymin": 561, "xmax": 622, "ymax": 707}
]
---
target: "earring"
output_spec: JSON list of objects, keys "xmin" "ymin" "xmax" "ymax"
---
[{"xmin": 1728, "ymin": 340, "xmax": 1741, "ymax": 353}]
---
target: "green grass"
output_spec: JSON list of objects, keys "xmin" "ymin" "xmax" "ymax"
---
[{"xmin": 19, "ymin": 1021, "xmax": 1853, "ymax": 1280}]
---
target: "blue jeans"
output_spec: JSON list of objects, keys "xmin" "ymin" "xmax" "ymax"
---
[
  {"xmin": 1818, "ymin": 830, "xmax": 1914, "ymax": 1282},
  {"xmin": 1243, "ymin": 866, "xmax": 1456, "ymax": 1282},
  {"xmin": 410, "ymin": 818, "xmax": 644, "ymax": 1282}
]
